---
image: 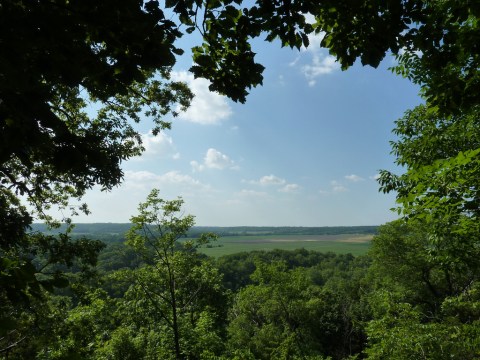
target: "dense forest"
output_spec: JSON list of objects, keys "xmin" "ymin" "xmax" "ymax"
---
[
  {"xmin": 2, "ymin": 0, "xmax": 480, "ymax": 359},
  {"xmin": 2, "ymin": 191, "xmax": 480, "ymax": 359}
]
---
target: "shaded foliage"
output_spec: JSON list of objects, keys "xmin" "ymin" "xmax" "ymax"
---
[{"xmin": 2, "ymin": 0, "xmax": 480, "ymax": 358}]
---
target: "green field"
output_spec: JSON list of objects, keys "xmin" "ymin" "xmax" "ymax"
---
[{"xmin": 197, "ymin": 234, "xmax": 372, "ymax": 257}]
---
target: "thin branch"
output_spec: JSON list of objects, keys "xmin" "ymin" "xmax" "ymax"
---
[
  {"xmin": 0, "ymin": 336, "xmax": 27, "ymax": 354},
  {"xmin": 137, "ymin": 280, "xmax": 173, "ymax": 327},
  {"xmin": 180, "ymin": 283, "xmax": 202, "ymax": 310}
]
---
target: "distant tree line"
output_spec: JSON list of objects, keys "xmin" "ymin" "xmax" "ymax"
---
[{"xmin": 30, "ymin": 223, "xmax": 378, "ymax": 238}]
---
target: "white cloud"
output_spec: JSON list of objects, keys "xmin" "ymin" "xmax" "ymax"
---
[
  {"xmin": 125, "ymin": 170, "xmax": 159, "ymax": 184},
  {"xmin": 171, "ymin": 71, "xmax": 232, "ymax": 125},
  {"xmin": 245, "ymin": 175, "xmax": 298, "ymax": 193},
  {"xmin": 248, "ymin": 174, "xmax": 286, "ymax": 186},
  {"xmin": 301, "ymin": 54, "xmax": 339, "ymax": 86},
  {"xmin": 289, "ymin": 55, "xmax": 301, "ymax": 67},
  {"xmin": 345, "ymin": 174, "xmax": 364, "ymax": 182},
  {"xmin": 370, "ymin": 173, "xmax": 381, "ymax": 181},
  {"xmin": 260, "ymin": 175, "xmax": 286, "ymax": 185},
  {"xmin": 332, "ymin": 185, "xmax": 348, "ymax": 193},
  {"xmin": 279, "ymin": 184, "xmax": 300, "ymax": 193},
  {"xmin": 205, "ymin": 148, "xmax": 234, "ymax": 169},
  {"xmin": 124, "ymin": 170, "xmax": 208, "ymax": 191},
  {"xmin": 289, "ymin": 15, "xmax": 340, "ymax": 86},
  {"xmin": 236, "ymin": 189, "xmax": 269, "ymax": 197},
  {"xmin": 157, "ymin": 171, "xmax": 204, "ymax": 186},
  {"xmin": 319, "ymin": 178, "xmax": 354, "ymax": 195},
  {"xmin": 191, "ymin": 148, "xmax": 236, "ymax": 172},
  {"xmin": 190, "ymin": 160, "xmax": 205, "ymax": 172},
  {"xmin": 331, "ymin": 180, "xmax": 348, "ymax": 193},
  {"xmin": 138, "ymin": 131, "xmax": 179, "ymax": 160}
]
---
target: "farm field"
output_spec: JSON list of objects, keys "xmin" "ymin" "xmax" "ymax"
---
[
  {"xmin": 31, "ymin": 223, "xmax": 376, "ymax": 257},
  {"xmin": 197, "ymin": 234, "xmax": 373, "ymax": 257}
]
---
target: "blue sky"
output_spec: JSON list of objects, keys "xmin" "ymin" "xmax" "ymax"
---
[{"xmin": 74, "ymin": 32, "xmax": 422, "ymax": 226}]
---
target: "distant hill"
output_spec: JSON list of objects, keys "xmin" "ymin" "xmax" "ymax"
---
[
  {"xmin": 189, "ymin": 225, "xmax": 378, "ymax": 237},
  {"xmin": 30, "ymin": 223, "xmax": 378, "ymax": 238},
  {"xmin": 31, "ymin": 223, "xmax": 132, "ymax": 235}
]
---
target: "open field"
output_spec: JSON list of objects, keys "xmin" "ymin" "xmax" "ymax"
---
[
  {"xmin": 29, "ymin": 223, "xmax": 375, "ymax": 257},
  {"xmin": 197, "ymin": 234, "xmax": 373, "ymax": 257}
]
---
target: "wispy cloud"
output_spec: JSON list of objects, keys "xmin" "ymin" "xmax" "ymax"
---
[
  {"xmin": 124, "ymin": 170, "xmax": 209, "ymax": 191},
  {"xmin": 345, "ymin": 174, "xmax": 364, "ymax": 182},
  {"xmin": 318, "ymin": 180, "xmax": 348, "ymax": 194},
  {"xmin": 247, "ymin": 174, "xmax": 286, "ymax": 186},
  {"xmin": 301, "ymin": 54, "xmax": 339, "ymax": 86},
  {"xmin": 290, "ymin": 15, "xmax": 340, "ymax": 86},
  {"xmin": 279, "ymin": 183, "xmax": 300, "ymax": 193},
  {"xmin": 236, "ymin": 189, "xmax": 269, "ymax": 198},
  {"xmin": 171, "ymin": 71, "xmax": 232, "ymax": 125},
  {"xmin": 260, "ymin": 174, "xmax": 286, "ymax": 186},
  {"xmin": 191, "ymin": 148, "xmax": 237, "ymax": 172},
  {"xmin": 245, "ymin": 174, "xmax": 299, "ymax": 193},
  {"xmin": 331, "ymin": 180, "xmax": 348, "ymax": 193}
]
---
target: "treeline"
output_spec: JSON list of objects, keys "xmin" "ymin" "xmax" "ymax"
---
[
  {"xmin": 30, "ymin": 223, "xmax": 378, "ymax": 240},
  {"xmin": 3, "ymin": 193, "xmax": 480, "ymax": 359},
  {"xmin": 188, "ymin": 226, "xmax": 378, "ymax": 238}
]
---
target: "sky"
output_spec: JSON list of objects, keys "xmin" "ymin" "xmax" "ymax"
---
[{"xmin": 72, "ymin": 31, "xmax": 422, "ymax": 226}]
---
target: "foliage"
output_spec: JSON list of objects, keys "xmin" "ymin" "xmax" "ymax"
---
[
  {"xmin": 365, "ymin": 221, "xmax": 480, "ymax": 359},
  {"xmin": 1, "ymin": 1, "xmax": 193, "ymax": 223},
  {"xmin": 0, "ymin": 1, "xmax": 190, "ymax": 348},
  {"xmin": 372, "ymin": 3, "xmax": 480, "ymax": 355},
  {"xmin": 379, "ymin": 105, "xmax": 480, "ymax": 235},
  {"xmin": 2, "ymin": 0, "xmax": 480, "ymax": 358},
  {"xmin": 35, "ymin": 290, "xmax": 119, "ymax": 360},
  {"xmin": 390, "ymin": 1, "xmax": 480, "ymax": 115},
  {"xmin": 226, "ymin": 257, "xmax": 369, "ymax": 360},
  {"xmin": 369, "ymin": 220, "xmax": 480, "ymax": 313},
  {"xmin": 124, "ymin": 189, "xmax": 227, "ymax": 359},
  {"xmin": 216, "ymin": 249, "xmax": 357, "ymax": 291},
  {"xmin": 0, "ymin": 226, "xmax": 104, "ymax": 354},
  {"xmin": 375, "ymin": 106, "xmax": 480, "ymax": 359},
  {"xmin": 94, "ymin": 326, "xmax": 147, "ymax": 360},
  {"xmin": 227, "ymin": 261, "xmax": 326, "ymax": 359},
  {"xmin": 0, "ymin": 226, "xmax": 381, "ymax": 360},
  {"xmin": 366, "ymin": 296, "xmax": 480, "ymax": 360}
]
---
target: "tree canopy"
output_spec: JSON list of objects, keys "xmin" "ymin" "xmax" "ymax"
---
[{"xmin": 2, "ymin": 0, "xmax": 480, "ymax": 356}]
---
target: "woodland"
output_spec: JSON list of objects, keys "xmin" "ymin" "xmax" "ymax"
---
[{"xmin": 1, "ymin": 0, "xmax": 480, "ymax": 359}]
